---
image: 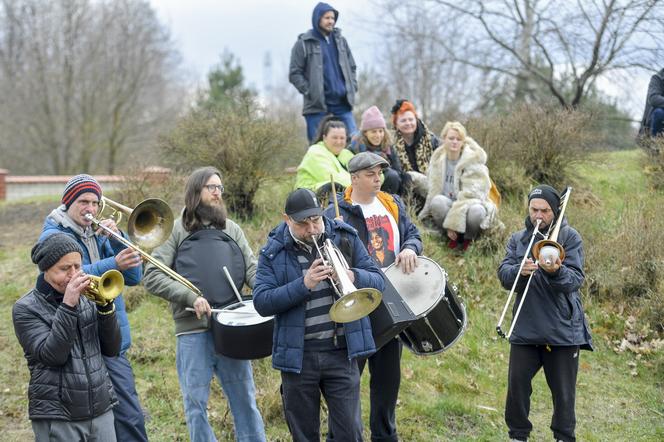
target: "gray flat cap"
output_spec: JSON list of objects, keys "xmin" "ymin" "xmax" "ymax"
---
[{"xmin": 348, "ymin": 152, "xmax": 389, "ymax": 173}]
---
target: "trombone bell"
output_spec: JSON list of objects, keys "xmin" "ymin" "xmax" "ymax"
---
[
  {"xmin": 86, "ymin": 269, "xmax": 124, "ymax": 306},
  {"xmin": 329, "ymin": 287, "xmax": 382, "ymax": 323},
  {"xmin": 127, "ymin": 198, "xmax": 174, "ymax": 250}
]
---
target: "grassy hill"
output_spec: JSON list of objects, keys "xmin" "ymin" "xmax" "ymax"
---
[{"xmin": 0, "ymin": 149, "xmax": 662, "ymax": 441}]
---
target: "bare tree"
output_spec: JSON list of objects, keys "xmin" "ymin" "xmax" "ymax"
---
[
  {"xmin": 0, "ymin": 0, "xmax": 184, "ymax": 174},
  {"xmin": 428, "ymin": 0, "xmax": 664, "ymax": 108}
]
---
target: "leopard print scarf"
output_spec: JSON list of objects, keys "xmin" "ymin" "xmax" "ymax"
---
[{"xmin": 393, "ymin": 120, "xmax": 435, "ymax": 174}]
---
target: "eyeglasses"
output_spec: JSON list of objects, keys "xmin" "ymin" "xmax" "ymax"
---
[{"xmin": 204, "ymin": 184, "xmax": 224, "ymax": 194}]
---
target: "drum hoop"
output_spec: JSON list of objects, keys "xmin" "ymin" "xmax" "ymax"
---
[
  {"xmin": 215, "ymin": 300, "xmax": 273, "ymax": 326},
  {"xmin": 384, "ymin": 256, "xmax": 447, "ymax": 318}
]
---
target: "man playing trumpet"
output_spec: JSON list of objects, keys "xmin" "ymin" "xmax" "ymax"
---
[
  {"xmin": 13, "ymin": 234, "xmax": 122, "ymax": 441},
  {"xmin": 38, "ymin": 174, "xmax": 148, "ymax": 442},
  {"xmin": 497, "ymin": 185, "xmax": 593, "ymax": 442}
]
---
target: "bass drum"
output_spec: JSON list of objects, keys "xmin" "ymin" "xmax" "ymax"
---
[
  {"xmin": 212, "ymin": 300, "xmax": 274, "ymax": 360},
  {"xmin": 384, "ymin": 256, "xmax": 467, "ymax": 355}
]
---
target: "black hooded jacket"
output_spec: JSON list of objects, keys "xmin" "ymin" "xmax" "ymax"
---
[
  {"xmin": 639, "ymin": 68, "xmax": 664, "ymax": 137},
  {"xmin": 12, "ymin": 275, "xmax": 120, "ymax": 420},
  {"xmin": 497, "ymin": 217, "xmax": 593, "ymax": 350}
]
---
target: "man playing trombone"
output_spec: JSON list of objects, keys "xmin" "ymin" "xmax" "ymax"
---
[
  {"xmin": 497, "ymin": 185, "xmax": 593, "ymax": 442},
  {"xmin": 253, "ymin": 188, "xmax": 385, "ymax": 442},
  {"xmin": 39, "ymin": 174, "xmax": 148, "ymax": 441}
]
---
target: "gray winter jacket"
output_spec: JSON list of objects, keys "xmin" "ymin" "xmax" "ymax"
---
[
  {"xmin": 12, "ymin": 276, "xmax": 120, "ymax": 421},
  {"xmin": 639, "ymin": 69, "xmax": 664, "ymax": 137},
  {"xmin": 288, "ymin": 28, "xmax": 358, "ymax": 115}
]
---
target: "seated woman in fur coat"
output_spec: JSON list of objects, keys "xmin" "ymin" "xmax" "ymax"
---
[{"xmin": 419, "ymin": 121, "xmax": 502, "ymax": 251}]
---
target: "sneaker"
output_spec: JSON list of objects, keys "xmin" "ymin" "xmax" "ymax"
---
[
  {"xmin": 447, "ymin": 239, "xmax": 458, "ymax": 249},
  {"xmin": 461, "ymin": 239, "xmax": 472, "ymax": 251}
]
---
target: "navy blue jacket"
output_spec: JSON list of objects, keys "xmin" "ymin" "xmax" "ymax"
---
[
  {"xmin": 40, "ymin": 215, "xmax": 142, "ymax": 353},
  {"xmin": 497, "ymin": 217, "xmax": 593, "ymax": 350},
  {"xmin": 253, "ymin": 217, "xmax": 384, "ymax": 373},
  {"xmin": 325, "ymin": 190, "xmax": 423, "ymax": 258}
]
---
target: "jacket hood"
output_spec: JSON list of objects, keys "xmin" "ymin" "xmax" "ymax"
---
[{"xmin": 312, "ymin": 2, "xmax": 338, "ymax": 39}]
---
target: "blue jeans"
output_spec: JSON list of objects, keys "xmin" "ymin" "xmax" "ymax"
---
[
  {"xmin": 651, "ymin": 108, "xmax": 664, "ymax": 136},
  {"xmin": 280, "ymin": 349, "xmax": 363, "ymax": 442},
  {"xmin": 103, "ymin": 354, "xmax": 148, "ymax": 442},
  {"xmin": 305, "ymin": 111, "xmax": 357, "ymax": 143},
  {"xmin": 176, "ymin": 331, "xmax": 266, "ymax": 442}
]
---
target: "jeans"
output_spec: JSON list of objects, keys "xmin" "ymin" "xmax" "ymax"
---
[
  {"xmin": 281, "ymin": 349, "xmax": 363, "ymax": 442},
  {"xmin": 429, "ymin": 195, "xmax": 487, "ymax": 239},
  {"xmin": 103, "ymin": 353, "xmax": 148, "ymax": 442},
  {"xmin": 176, "ymin": 331, "xmax": 266, "ymax": 442},
  {"xmin": 651, "ymin": 108, "xmax": 664, "ymax": 137},
  {"xmin": 305, "ymin": 111, "xmax": 357, "ymax": 143},
  {"xmin": 505, "ymin": 344, "xmax": 580, "ymax": 442}
]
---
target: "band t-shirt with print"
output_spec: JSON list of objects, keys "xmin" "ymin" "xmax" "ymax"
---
[{"xmin": 353, "ymin": 198, "xmax": 400, "ymax": 269}]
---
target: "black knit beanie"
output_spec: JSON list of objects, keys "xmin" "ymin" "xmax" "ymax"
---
[
  {"xmin": 528, "ymin": 185, "xmax": 561, "ymax": 218},
  {"xmin": 31, "ymin": 234, "xmax": 83, "ymax": 272}
]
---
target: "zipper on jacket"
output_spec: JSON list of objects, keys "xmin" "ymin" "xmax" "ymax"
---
[{"xmin": 76, "ymin": 307, "xmax": 94, "ymax": 419}]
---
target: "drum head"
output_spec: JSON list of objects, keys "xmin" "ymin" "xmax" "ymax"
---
[
  {"xmin": 215, "ymin": 301, "xmax": 272, "ymax": 326},
  {"xmin": 384, "ymin": 256, "xmax": 446, "ymax": 317}
]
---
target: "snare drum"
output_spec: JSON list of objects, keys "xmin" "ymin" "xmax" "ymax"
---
[
  {"xmin": 384, "ymin": 256, "xmax": 467, "ymax": 355},
  {"xmin": 212, "ymin": 300, "xmax": 274, "ymax": 360}
]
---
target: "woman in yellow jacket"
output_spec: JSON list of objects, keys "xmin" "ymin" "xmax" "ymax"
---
[{"xmin": 295, "ymin": 115, "xmax": 354, "ymax": 193}]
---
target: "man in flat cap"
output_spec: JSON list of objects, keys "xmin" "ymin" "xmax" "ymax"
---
[
  {"xmin": 253, "ymin": 188, "xmax": 384, "ymax": 441},
  {"xmin": 324, "ymin": 151, "xmax": 422, "ymax": 442},
  {"xmin": 13, "ymin": 233, "xmax": 121, "ymax": 441}
]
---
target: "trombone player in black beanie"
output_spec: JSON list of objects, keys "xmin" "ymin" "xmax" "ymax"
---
[
  {"xmin": 497, "ymin": 185, "xmax": 593, "ymax": 442},
  {"xmin": 13, "ymin": 233, "xmax": 121, "ymax": 441}
]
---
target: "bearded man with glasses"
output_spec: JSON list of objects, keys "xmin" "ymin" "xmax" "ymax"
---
[{"xmin": 143, "ymin": 167, "xmax": 266, "ymax": 442}]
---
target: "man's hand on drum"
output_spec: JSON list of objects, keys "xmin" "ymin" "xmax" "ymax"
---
[
  {"xmin": 304, "ymin": 258, "xmax": 333, "ymax": 290},
  {"xmin": 395, "ymin": 248, "xmax": 417, "ymax": 274},
  {"xmin": 192, "ymin": 296, "xmax": 212, "ymax": 319}
]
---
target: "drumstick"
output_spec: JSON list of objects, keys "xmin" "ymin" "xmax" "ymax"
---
[
  {"xmin": 185, "ymin": 307, "xmax": 252, "ymax": 315},
  {"xmin": 330, "ymin": 174, "xmax": 340, "ymax": 218},
  {"xmin": 223, "ymin": 266, "xmax": 244, "ymax": 303}
]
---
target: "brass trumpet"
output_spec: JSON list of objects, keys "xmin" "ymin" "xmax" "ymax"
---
[
  {"xmin": 312, "ymin": 235, "xmax": 382, "ymax": 323},
  {"xmin": 85, "ymin": 269, "xmax": 124, "ymax": 306}
]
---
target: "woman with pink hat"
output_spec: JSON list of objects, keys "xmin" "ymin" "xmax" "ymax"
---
[{"xmin": 349, "ymin": 105, "xmax": 403, "ymax": 193}]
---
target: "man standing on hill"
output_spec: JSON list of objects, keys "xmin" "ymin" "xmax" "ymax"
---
[
  {"xmin": 39, "ymin": 174, "xmax": 148, "ymax": 442},
  {"xmin": 497, "ymin": 185, "xmax": 593, "ymax": 442},
  {"xmin": 143, "ymin": 166, "xmax": 266, "ymax": 442},
  {"xmin": 324, "ymin": 152, "xmax": 422, "ymax": 442},
  {"xmin": 639, "ymin": 68, "xmax": 664, "ymax": 139},
  {"xmin": 289, "ymin": 2, "xmax": 358, "ymax": 143}
]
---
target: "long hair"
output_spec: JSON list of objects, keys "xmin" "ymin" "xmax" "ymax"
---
[
  {"xmin": 359, "ymin": 128, "xmax": 393, "ymax": 152},
  {"xmin": 313, "ymin": 115, "xmax": 347, "ymax": 144},
  {"xmin": 182, "ymin": 166, "xmax": 224, "ymax": 232}
]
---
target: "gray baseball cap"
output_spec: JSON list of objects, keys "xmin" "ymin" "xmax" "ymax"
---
[{"xmin": 347, "ymin": 152, "xmax": 389, "ymax": 173}]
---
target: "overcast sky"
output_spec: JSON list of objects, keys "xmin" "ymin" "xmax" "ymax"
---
[
  {"xmin": 151, "ymin": 0, "xmax": 375, "ymax": 93},
  {"xmin": 150, "ymin": 0, "xmax": 648, "ymax": 119}
]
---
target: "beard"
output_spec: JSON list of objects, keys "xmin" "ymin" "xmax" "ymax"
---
[{"xmin": 196, "ymin": 200, "xmax": 227, "ymax": 230}]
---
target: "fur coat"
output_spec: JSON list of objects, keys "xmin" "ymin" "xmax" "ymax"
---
[{"xmin": 419, "ymin": 136, "xmax": 501, "ymax": 233}]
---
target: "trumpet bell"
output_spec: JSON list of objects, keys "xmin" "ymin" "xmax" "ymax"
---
[
  {"xmin": 128, "ymin": 198, "xmax": 174, "ymax": 250},
  {"xmin": 329, "ymin": 288, "xmax": 382, "ymax": 323},
  {"xmin": 87, "ymin": 269, "xmax": 124, "ymax": 306}
]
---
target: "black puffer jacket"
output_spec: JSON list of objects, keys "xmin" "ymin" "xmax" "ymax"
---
[
  {"xmin": 12, "ymin": 275, "xmax": 120, "ymax": 420},
  {"xmin": 497, "ymin": 217, "xmax": 593, "ymax": 350}
]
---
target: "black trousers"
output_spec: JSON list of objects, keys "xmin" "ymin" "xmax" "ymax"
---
[
  {"xmin": 505, "ymin": 344, "xmax": 580, "ymax": 442},
  {"xmin": 357, "ymin": 338, "xmax": 402, "ymax": 442}
]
